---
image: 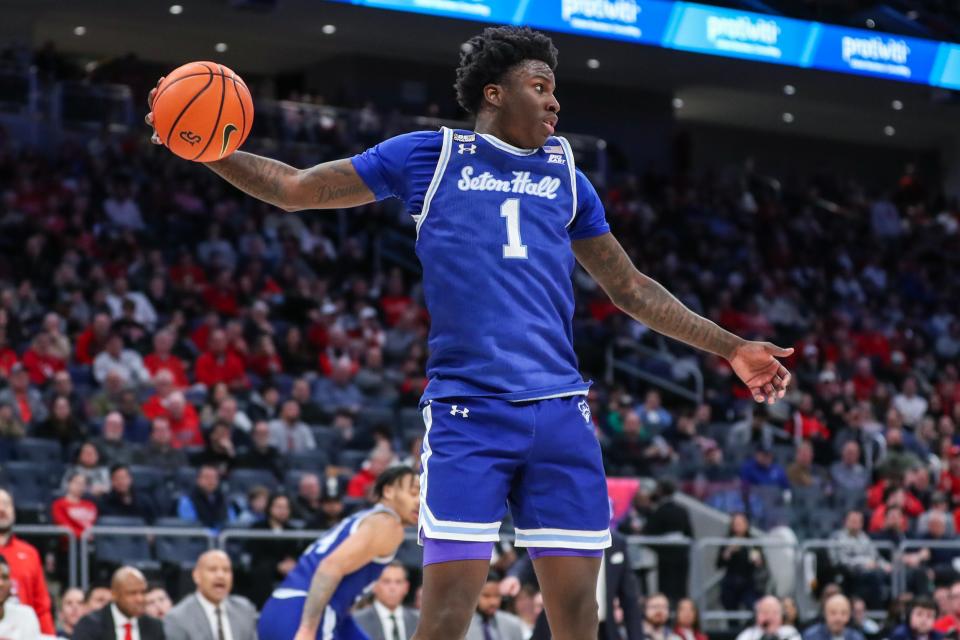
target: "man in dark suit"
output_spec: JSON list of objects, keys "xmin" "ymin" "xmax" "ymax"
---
[
  {"xmin": 355, "ymin": 562, "xmax": 420, "ymax": 640},
  {"xmin": 72, "ymin": 565, "xmax": 165, "ymax": 640},
  {"xmin": 507, "ymin": 531, "xmax": 643, "ymax": 640},
  {"xmin": 643, "ymin": 480, "xmax": 693, "ymax": 603}
]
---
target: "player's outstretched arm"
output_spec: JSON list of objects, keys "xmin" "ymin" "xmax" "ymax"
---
[
  {"xmin": 145, "ymin": 80, "xmax": 374, "ymax": 212},
  {"xmin": 572, "ymin": 232, "xmax": 793, "ymax": 404},
  {"xmin": 203, "ymin": 153, "xmax": 374, "ymax": 212},
  {"xmin": 294, "ymin": 514, "xmax": 404, "ymax": 640}
]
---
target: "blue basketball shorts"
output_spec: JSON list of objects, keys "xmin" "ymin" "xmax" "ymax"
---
[
  {"xmin": 418, "ymin": 395, "xmax": 612, "ymax": 549},
  {"xmin": 258, "ymin": 593, "xmax": 369, "ymax": 640}
]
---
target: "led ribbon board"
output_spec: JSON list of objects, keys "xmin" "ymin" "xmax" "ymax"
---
[{"xmin": 325, "ymin": 0, "xmax": 960, "ymax": 88}]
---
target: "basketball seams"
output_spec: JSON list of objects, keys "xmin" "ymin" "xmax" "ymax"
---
[
  {"xmin": 231, "ymin": 69, "xmax": 248, "ymax": 147},
  {"xmin": 190, "ymin": 64, "xmax": 227, "ymax": 161},
  {"xmin": 163, "ymin": 66, "xmax": 214, "ymax": 148},
  {"xmin": 155, "ymin": 72, "xmax": 219, "ymax": 104}
]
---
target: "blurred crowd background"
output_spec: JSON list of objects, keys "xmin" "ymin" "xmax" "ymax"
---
[{"xmin": 0, "ymin": 12, "xmax": 960, "ymax": 639}]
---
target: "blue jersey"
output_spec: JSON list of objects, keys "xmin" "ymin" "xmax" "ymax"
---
[
  {"xmin": 351, "ymin": 128, "xmax": 609, "ymax": 402},
  {"xmin": 278, "ymin": 505, "xmax": 399, "ymax": 618}
]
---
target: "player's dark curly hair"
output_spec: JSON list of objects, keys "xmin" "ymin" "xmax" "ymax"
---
[{"xmin": 454, "ymin": 26, "xmax": 558, "ymax": 115}]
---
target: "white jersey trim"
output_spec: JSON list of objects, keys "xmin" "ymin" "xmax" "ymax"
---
[
  {"xmin": 479, "ymin": 133, "xmax": 539, "ymax": 156},
  {"xmin": 557, "ymin": 136, "xmax": 578, "ymax": 228},
  {"xmin": 415, "ymin": 127, "xmax": 454, "ymax": 241}
]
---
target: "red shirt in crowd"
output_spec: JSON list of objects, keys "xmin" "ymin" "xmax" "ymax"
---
[
  {"xmin": 167, "ymin": 405, "xmax": 203, "ymax": 448},
  {"xmin": 0, "ymin": 535, "xmax": 54, "ymax": 633},
  {"xmin": 202, "ymin": 285, "xmax": 239, "ymax": 317},
  {"xmin": 0, "ymin": 349, "xmax": 18, "ymax": 377},
  {"xmin": 380, "ymin": 295, "xmax": 413, "ymax": 327},
  {"xmin": 789, "ymin": 412, "xmax": 830, "ymax": 440},
  {"xmin": 51, "ymin": 497, "xmax": 98, "ymax": 539},
  {"xmin": 346, "ymin": 469, "xmax": 377, "ymax": 499},
  {"xmin": 939, "ymin": 472, "xmax": 960, "ymax": 503},
  {"xmin": 195, "ymin": 351, "xmax": 247, "ymax": 389},
  {"xmin": 249, "ymin": 352, "xmax": 283, "ymax": 378},
  {"xmin": 141, "ymin": 394, "xmax": 167, "ymax": 421},
  {"xmin": 868, "ymin": 504, "xmax": 914, "ymax": 532},
  {"xmin": 935, "ymin": 614, "xmax": 960, "ymax": 634},
  {"xmin": 20, "ymin": 348, "xmax": 65, "ymax": 386},
  {"xmin": 852, "ymin": 372, "xmax": 878, "ymax": 401},
  {"xmin": 74, "ymin": 325, "xmax": 109, "ymax": 365},
  {"xmin": 143, "ymin": 353, "xmax": 189, "ymax": 388}
]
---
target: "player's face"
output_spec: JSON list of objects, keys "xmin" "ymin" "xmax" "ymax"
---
[
  {"xmin": 387, "ymin": 474, "xmax": 421, "ymax": 526},
  {"xmin": 496, "ymin": 60, "xmax": 559, "ymax": 149}
]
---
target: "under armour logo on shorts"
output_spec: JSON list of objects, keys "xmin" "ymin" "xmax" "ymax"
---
[{"xmin": 450, "ymin": 405, "xmax": 470, "ymax": 418}]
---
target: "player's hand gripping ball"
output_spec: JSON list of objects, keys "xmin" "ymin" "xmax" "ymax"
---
[{"xmin": 145, "ymin": 61, "xmax": 254, "ymax": 162}]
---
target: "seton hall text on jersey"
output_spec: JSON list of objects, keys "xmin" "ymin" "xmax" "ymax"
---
[{"xmin": 456, "ymin": 166, "xmax": 561, "ymax": 200}]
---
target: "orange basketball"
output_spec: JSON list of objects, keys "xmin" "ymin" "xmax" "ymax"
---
[{"xmin": 152, "ymin": 61, "xmax": 254, "ymax": 162}]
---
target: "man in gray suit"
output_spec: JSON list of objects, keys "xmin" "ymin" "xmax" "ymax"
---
[
  {"xmin": 465, "ymin": 571, "xmax": 525, "ymax": 640},
  {"xmin": 354, "ymin": 562, "xmax": 420, "ymax": 640},
  {"xmin": 164, "ymin": 549, "xmax": 258, "ymax": 640}
]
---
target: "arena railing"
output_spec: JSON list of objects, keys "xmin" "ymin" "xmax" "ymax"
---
[
  {"xmin": 14, "ymin": 524, "xmax": 77, "ymax": 588},
  {"xmin": 623, "ymin": 534, "xmax": 694, "ymax": 598},
  {"xmin": 796, "ymin": 539, "xmax": 897, "ymax": 620},
  {"xmin": 605, "ymin": 336, "xmax": 705, "ymax": 405},
  {"xmin": 693, "ymin": 537, "xmax": 800, "ymax": 627},
  {"xmin": 79, "ymin": 525, "xmax": 216, "ymax": 590},
  {"xmin": 896, "ymin": 539, "xmax": 960, "ymax": 594}
]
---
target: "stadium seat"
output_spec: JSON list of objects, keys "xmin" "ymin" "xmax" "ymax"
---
[
  {"xmin": 338, "ymin": 450, "xmax": 368, "ymax": 471},
  {"xmin": 155, "ymin": 520, "xmax": 213, "ymax": 569},
  {"xmin": 398, "ymin": 408, "xmax": 424, "ymax": 436},
  {"xmin": 832, "ymin": 488, "xmax": 867, "ymax": 512},
  {"xmin": 227, "ymin": 468, "xmax": 279, "ymax": 496},
  {"xmin": 395, "ymin": 538, "xmax": 423, "ymax": 569},
  {"xmin": 97, "ymin": 516, "xmax": 147, "ymax": 527},
  {"xmin": 287, "ymin": 450, "xmax": 330, "ymax": 471},
  {"xmin": 128, "ymin": 465, "xmax": 168, "ymax": 493},
  {"xmin": 357, "ymin": 407, "xmax": 395, "ymax": 429},
  {"xmin": 94, "ymin": 532, "xmax": 159, "ymax": 570},
  {"xmin": 173, "ymin": 466, "xmax": 199, "ymax": 493},
  {"xmin": 311, "ymin": 427, "xmax": 341, "ymax": 454},
  {"xmin": 15, "ymin": 438, "xmax": 62, "ymax": 463},
  {"xmin": 1, "ymin": 461, "xmax": 56, "ymax": 505}
]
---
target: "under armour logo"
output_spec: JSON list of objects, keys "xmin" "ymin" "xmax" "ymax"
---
[
  {"xmin": 577, "ymin": 399, "xmax": 591, "ymax": 424},
  {"xmin": 450, "ymin": 405, "xmax": 469, "ymax": 418},
  {"xmin": 458, "ymin": 143, "xmax": 476, "ymax": 155}
]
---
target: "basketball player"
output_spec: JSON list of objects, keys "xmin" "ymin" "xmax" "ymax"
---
[
  {"xmin": 256, "ymin": 466, "xmax": 419, "ymax": 640},
  {"xmin": 147, "ymin": 26, "xmax": 793, "ymax": 640}
]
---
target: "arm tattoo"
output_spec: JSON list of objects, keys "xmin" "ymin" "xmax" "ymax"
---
[
  {"xmin": 204, "ymin": 151, "xmax": 296, "ymax": 209},
  {"xmin": 299, "ymin": 569, "xmax": 342, "ymax": 631},
  {"xmin": 573, "ymin": 233, "xmax": 744, "ymax": 359},
  {"xmin": 205, "ymin": 154, "xmax": 374, "ymax": 211}
]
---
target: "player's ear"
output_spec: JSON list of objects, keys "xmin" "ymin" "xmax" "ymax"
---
[{"xmin": 483, "ymin": 83, "xmax": 503, "ymax": 109}]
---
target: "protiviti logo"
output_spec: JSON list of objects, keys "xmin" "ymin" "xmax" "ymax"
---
[
  {"xmin": 840, "ymin": 36, "xmax": 912, "ymax": 77},
  {"xmin": 561, "ymin": 0, "xmax": 642, "ymax": 39},
  {"xmin": 705, "ymin": 15, "xmax": 782, "ymax": 58}
]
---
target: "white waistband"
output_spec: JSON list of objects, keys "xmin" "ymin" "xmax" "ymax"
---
[{"xmin": 271, "ymin": 588, "xmax": 308, "ymax": 599}]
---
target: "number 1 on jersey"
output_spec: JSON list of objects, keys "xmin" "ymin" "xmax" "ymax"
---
[{"xmin": 500, "ymin": 198, "xmax": 528, "ymax": 259}]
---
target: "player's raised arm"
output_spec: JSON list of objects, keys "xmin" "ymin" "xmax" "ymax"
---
[
  {"xmin": 572, "ymin": 232, "xmax": 794, "ymax": 404},
  {"xmin": 145, "ymin": 79, "xmax": 374, "ymax": 212},
  {"xmin": 294, "ymin": 514, "xmax": 403, "ymax": 640}
]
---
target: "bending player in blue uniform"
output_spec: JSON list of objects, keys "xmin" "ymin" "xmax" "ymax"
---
[
  {"xmin": 257, "ymin": 466, "xmax": 419, "ymax": 640},
  {"xmin": 148, "ymin": 26, "xmax": 794, "ymax": 640}
]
